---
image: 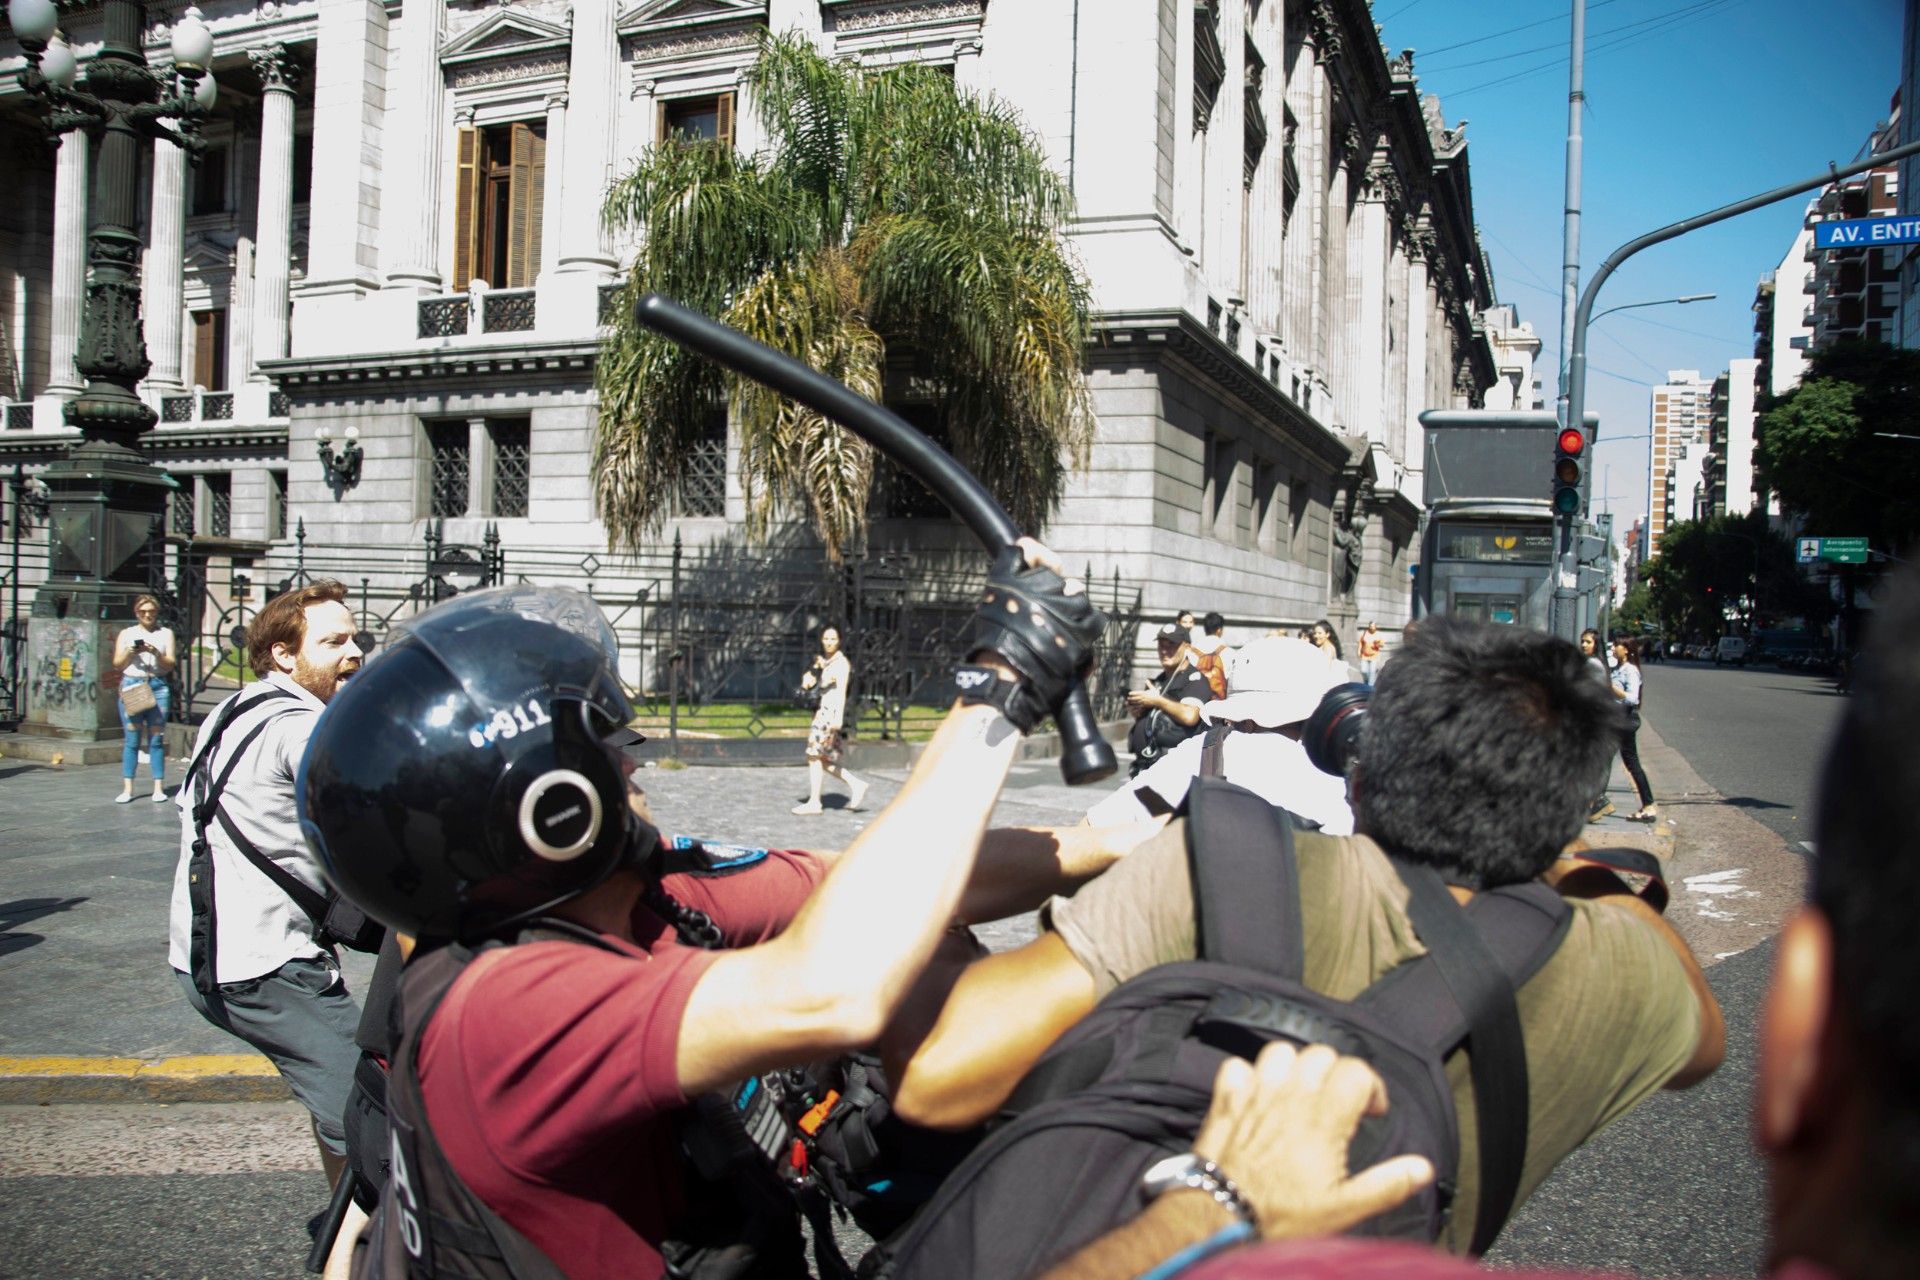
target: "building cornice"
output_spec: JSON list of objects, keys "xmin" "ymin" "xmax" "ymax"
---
[
  {"xmin": 1090, "ymin": 311, "xmax": 1353, "ymax": 472},
  {"xmin": 0, "ymin": 423, "xmax": 287, "ymax": 462},
  {"xmin": 261, "ymin": 341, "xmax": 598, "ymax": 394}
]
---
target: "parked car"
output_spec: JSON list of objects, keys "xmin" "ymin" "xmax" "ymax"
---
[{"xmin": 1715, "ymin": 636, "xmax": 1748, "ymax": 667}]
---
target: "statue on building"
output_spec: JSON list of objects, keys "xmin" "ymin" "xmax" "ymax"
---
[{"xmin": 1332, "ymin": 507, "xmax": 1368, "ymax": 598}]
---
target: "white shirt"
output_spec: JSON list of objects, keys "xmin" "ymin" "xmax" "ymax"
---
[
  {"xmin": 118, "ymin": 623, "xmax": 173, "ymax": 685},
  {"xmin": 168, "ymin": 672, "xmax": 332, "ymax": 984},
  {"xmin": 1085, "ymin": 724, "xmax": 1355, "ymax": 835}
]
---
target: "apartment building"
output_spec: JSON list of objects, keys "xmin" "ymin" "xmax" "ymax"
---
[{"xmin": 1646, "ymin": 368, "xmax": 1713, "ymax": 557}]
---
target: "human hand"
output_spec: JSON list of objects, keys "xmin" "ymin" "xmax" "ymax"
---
[
  {"xmin": 801, "ymin": 672, "xmax": 817, "ymax": 690},
  {"xmin": 1191, "ymin": 1042, "xmax": 1433, "ymax": 1241},
  {"xmin": 965, "ymin": 538, "xmax": 1106, "ymax": 733}
]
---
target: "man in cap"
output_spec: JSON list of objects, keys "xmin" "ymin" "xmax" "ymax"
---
[
  {"xmin": 1123, "ymin": 622, "xmax": 1213, "ymax": 776},
  {"xmin": 1089, "ymin": 636, "xmax": 1353, "ymax": 835}
]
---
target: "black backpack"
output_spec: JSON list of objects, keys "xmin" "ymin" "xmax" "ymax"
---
[{"xmin": 862, "ymin": 778, "xmax": 1571, "ymax": 1278}]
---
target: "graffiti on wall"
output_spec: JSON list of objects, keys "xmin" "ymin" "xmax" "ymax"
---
[{"xmin": 28, "ymin": 620, "xmax": 98, "ymax": 712}]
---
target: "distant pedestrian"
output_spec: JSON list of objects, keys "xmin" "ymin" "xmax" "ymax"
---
[
  {"xmin": 112, "ymin": 595, "xmax": 176, "ymax": 804},
  {"xmin": 1190, "ymin": 611, "xmax": 1229, "ymax": 699},
  {"xmin": 1309, "ymin": 618, "xmax": 1346, "ymax": 679},
  {"xmin": 1581, "ymin": 629, "xmax": 1616, "ymax": 821},
  {"xmin": 1124, "ymin": 623, "xmax": 1211, "ymax": 777},
  {"xmin": 1610, "ymin": 636, "xmax": 1657, "ymax": 821},
  {"xmin": 1357, "ymin": 621, "xmax": 1384, "ymax": 686},
  {"xmin": 794, "ymin": 624, "xmax": 868, "ymax": 814}
]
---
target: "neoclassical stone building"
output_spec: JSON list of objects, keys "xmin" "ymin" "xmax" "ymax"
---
[{"xmin": 2, "ymin": 0, "xmax": 1502, "ymax": 646}]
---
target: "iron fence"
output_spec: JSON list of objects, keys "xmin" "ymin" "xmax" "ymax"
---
[{"xmin": 135, "ymin": 519, "xmax": 1142, "ymax": 752}]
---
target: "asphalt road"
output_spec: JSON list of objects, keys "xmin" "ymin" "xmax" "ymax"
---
[
  {"xmin": 0, "ymin": 664, "xmax": 1833, "ymax": 1279},
  {"xmin": 1633, "ymin": 658, "xmax": 1849, "ymax": 849}
]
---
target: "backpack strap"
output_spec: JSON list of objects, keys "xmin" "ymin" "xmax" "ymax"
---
[
  {"xmin": 1197, "ymin": 723, "xmax": 1231, "ymax": 780},
  {"xmin": 184, "ymin": 687, "xmax": 303, "ymax": 998},
  {"xmin": 1359, "ymin": 867, "xmax": 1570, "ymax": 1256},
  {"xmin": 1184, "ymin": 778, "xmax": 1303, "ymax": 979}
]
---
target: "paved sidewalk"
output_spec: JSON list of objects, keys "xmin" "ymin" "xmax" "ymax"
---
[{"xmin": 0, "ymin": 749, "xmax": 1098, "ymax": 1100}]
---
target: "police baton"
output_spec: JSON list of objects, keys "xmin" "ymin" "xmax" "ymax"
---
[
  {"xmin": 304, "ymin": 1168, "xmax": 358, "ymax": 1274},
  {"xmin": 633, "ymin": 294, "xmax": 1117, "ymax": 786}
]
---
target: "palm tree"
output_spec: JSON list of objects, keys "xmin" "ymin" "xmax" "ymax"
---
[{"xmin": 594, "ymin": 32, "xmax": 1093, "ymax": 559}]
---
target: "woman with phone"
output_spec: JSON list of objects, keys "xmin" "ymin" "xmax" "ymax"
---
[
  {"xmin": 793, "ymin": 624, "xmax": 868, "ymax": 814},
  {"xmin": 112, "ymin": 595, "xmax": 177, "ymax": 803}
]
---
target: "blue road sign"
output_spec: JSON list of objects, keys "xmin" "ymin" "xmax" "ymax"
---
[{"xmin": 1814, "ymin": 216, "xmax": 1920, "ymax": 250}]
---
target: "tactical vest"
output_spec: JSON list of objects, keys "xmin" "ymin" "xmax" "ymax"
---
[{"xmin": 351, "ymin": 914, "xmax": 821, "ymax": 1280}]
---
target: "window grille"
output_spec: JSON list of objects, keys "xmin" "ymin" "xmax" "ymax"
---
[
  {"xmin": 491, "ymin": 420, "xmax": 531, "ymax": 518},
  {"xmin": 419, "ymin": 296, "xmax": 470, "ymax": 338},
  {"xmin": 206, "ymin": 473, "xmax": 231, "ymax": 537},
  {"xmin": 429, "ymin": 422, "xmax": 470, "ymax": 518},
  {"xmin": 271, "ymin": 471, "xmax": 288, "ymax": 539},
  {"xmin": 171, "ymin": 482, "xmax": 196, "ymax": 537},
  {"xmin": 483, "ymin": 290, "xmax": 536, "ymax": 333},
  {"xmin": 201, "ymin": 392, "xmax": 234, "ymax": 420},
  {"xmin": 162, "ymin": 395, "xmax": 195, "ymax": 423},
  {"xmin": 4, "ymin": 403, "xmax": 31, "ymax": 431},
  {"xmin": 675, "ymin": 414, "xmax": 727, "ymax": 517}
]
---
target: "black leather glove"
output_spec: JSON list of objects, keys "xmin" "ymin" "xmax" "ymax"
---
[{"xmin": 964, "ymin": 545, "xmax": 1106, "ymax": 733}]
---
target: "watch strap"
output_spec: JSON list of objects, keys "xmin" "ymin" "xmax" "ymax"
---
[{"xmin": 1141, "ymin": 1153, "xmax": 1258, "ymax": 1229}]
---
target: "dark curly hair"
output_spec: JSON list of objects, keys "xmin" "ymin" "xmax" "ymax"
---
[{"xmin": 1353, "ymin": 615, "xmax": 1626, "ymax": 887}]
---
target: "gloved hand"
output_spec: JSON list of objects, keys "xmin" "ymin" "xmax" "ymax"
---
[{"xmin": 965, "ymin": 540, "xmax": 1106, "ymax": 733}]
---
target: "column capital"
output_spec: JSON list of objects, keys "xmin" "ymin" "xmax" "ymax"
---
[{"xmin": 249, "ymin": 43, "xmax": 300, "ymax": 95}]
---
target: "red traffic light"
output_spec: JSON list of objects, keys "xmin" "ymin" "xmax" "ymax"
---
[{"xmin": 1557, "ymin": 427, "xmax": 1586, "ymax": 456}]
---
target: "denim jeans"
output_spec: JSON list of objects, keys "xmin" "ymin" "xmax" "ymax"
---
[{"xmin": 118, "ymin": 677, "xmax": 171, "ymax": 781}]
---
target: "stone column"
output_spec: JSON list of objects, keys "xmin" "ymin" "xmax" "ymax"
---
[
  {"xmin": 46, "ymin": 130, "xmax": 89, "ymax": 397},
  {"xmin": 250, "ymin": 45, "xmax": 298, "ymax": 379},
  {"xmin": 1403, "ymin": 229, "xmax": 1430, "ymax": 503},
  {"xmin": 300, "ymin": 0, "xmax": 387, "ymax": 299},
  {"xmin": 539, "ymin": 92, "xmax": 568, "ymax": 280},
  {"xmin": 385, "ymin": 0, "xmax": 445, "ymax": 288},
  {"xmin": 466, "ymin": 415, "xmax": 491, "ymax": 516},
  {"xmin": 227, "ymin": 238, "xmax": 256, "ymax": 391},
  {"xmin": 557, "ymin": 0, "xmax": 619, "ymax": 273},
  {"xmin": 143, "ymin": 134, "xmax": 188, "ymax": 392}
]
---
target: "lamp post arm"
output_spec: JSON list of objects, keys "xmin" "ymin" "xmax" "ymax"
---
[{"xmin": 1566, "ymin": 139, "xmax": 1920, "ymax": 454}]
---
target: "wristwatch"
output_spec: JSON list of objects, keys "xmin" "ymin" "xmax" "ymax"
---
[
  {"xmin": 950, "ymin": 663, "xmax": 1022, "ymax": 721},
  {"xmin": 1139, "ymin": 1153, "xmax": 1258, "ymax": 1228}
]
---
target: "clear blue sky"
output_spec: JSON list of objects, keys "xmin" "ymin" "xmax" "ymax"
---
[{"xmin": 1377, "ymin": 0, "xmax": 1904, "ymax": 529}]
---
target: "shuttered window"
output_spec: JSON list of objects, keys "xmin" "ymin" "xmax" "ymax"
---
[
  {"xmin": 453, "ymin": 122, "xmax": 546, "ymax": 292},
  {"xmin": 659, "ymin": 93, "xmax": 735, "ymax": 147},
  {"xmin": 191, "ymin": 309, "xmax": 227, "ymax": 391}
]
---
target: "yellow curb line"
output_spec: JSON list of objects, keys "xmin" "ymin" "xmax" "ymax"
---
[
  {"xmin": 0, "ymin": 1055, "xmax": 291, "ymax": 1103},
  {"xmin": 0, "ymin": 1054, "xmax": 279, "ymax": 1080}
]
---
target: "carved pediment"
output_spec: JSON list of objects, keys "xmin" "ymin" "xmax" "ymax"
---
[
  {"xmin": 183, "ymin": 238, "xmax": 234, "ymax": 274},
  {"xmin": 441, "ymin": 9, "xmax": 572, "ymax": 64},
  {"xmin": 616, "ymin": 0, "xmax": 768, "ymax": 36}
]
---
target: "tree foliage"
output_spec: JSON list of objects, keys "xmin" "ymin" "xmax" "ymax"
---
[
  {"xmin": 1755, "ymin": 340, "xmax": 1920, "ymax": 558},
  {"xmin": 593, "ymin": 32, "xmax": 1094, "ymax": 558},
  {"xmin": 1641, "ymin": 511, "xmax": 1825, "ymax": 638}
]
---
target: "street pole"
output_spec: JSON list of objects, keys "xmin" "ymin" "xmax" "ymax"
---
[
  {"xmin": 1550, "ymin": 0, "xmax": 1587, "ymax": 640},
  {"xmin": 1564, "ymin": 136, "xmax": 1920, "ymax": 639}
]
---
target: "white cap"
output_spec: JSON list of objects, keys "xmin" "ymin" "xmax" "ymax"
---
[{"xmin": 1200, "ymin": 637, "xmax": 1344, "ymax": 728}]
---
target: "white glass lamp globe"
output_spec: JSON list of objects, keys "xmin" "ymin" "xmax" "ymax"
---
[
  {"xmin": 7, "ymin": 0, "xmax": 59, "ymax": 47},
  {"xmin": 170, "ymin": 6, "xmax": 214, "ymax": 72},
  {"xmin": 39, "ymin": 33, "xmax": 76, "ymax": 88},
  {"xmin": 192, "ymin": 72, "xmax": 218, "ymax": 111}
]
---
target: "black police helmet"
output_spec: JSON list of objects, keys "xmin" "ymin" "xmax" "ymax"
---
[{"xmin": 298, "ymin": 586, "xmax": 651, "ymax": 941}]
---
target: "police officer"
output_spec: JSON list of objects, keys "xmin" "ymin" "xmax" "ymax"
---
[{"xmin": 298, "ymin": 541, "xmax": 1102, "ymax": 1279}]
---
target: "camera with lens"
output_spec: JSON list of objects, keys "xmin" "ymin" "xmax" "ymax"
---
[{"xmin": 1302, "ymin": 682, "xmax": 1371, "ymax": 777}]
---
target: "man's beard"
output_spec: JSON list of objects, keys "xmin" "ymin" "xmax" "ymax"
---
[{"xmin": 292, "ymin": 655, "xmax": 358, "ymax": 703}]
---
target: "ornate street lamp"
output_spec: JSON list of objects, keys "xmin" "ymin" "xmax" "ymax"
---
[{"xmin": 8, "ymin": 0, "xmax": 216, "ymax": 744}]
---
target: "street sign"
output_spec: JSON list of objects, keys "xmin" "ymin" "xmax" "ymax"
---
[
  {"xmin": 1797, "ymin": 536, "xmax": 1869, "ymax": 564},
  {"xmin": 1813, "ymin": 216, "xmax": 1920, "ymax": 250}
]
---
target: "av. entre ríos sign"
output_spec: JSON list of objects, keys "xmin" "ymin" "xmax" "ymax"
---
[{"xmin": 1813, "ymin": 216, "xmax": 1920, "ymax": 250}]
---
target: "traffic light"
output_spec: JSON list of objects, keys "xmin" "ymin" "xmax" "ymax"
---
[{"xmin": 1553, "ymin": 426, "xmax": 1585, "ymax": 516}]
